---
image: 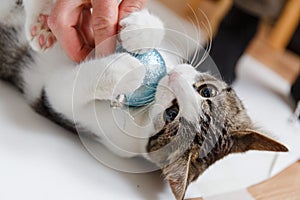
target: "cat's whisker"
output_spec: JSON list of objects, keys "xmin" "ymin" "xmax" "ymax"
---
[
  {"xmin": 186, "ymin": 4, "xmax": 202, "ymax": 66},
  {"xmin": 184, "ymin": 11, "xmax": 212, "ymax": 69},
  {"xmin": 177, "ymin": 5, "xmax": 194, "ymax": 62},
  {"xmin": 192, "ymin": 8, "xmax": 213, "ymax": 69},
  {"xmin": 162, "ymin": 27, "xmax": 183, "ymax": 63}
]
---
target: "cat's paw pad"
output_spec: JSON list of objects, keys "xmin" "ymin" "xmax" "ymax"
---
[
  {"xmin": 119, "ymin": 10, "xmax": 164, "ymax": 54},
  {"xmin": 26, "ymin": 14, "xmax": 56, "ymax": 51}
]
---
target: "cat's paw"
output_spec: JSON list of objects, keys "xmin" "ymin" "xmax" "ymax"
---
[
  {"xmin": 94, "ymin": 53, "xmax": 146, "ymax": 100},
  {"xmin": 119, "ymin": 10, "xmax": 165, "ymax": 54},
  {"xmin": 109, "ymin": 54, "xmax": 146, "ymax": 96},
  {"xmin": 25, "ymin": 14, "xmax": 56, "ymax": 51}
]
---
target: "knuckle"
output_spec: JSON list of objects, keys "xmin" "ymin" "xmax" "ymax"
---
[
  {"xmin": 47, "ymin": 15, "xmax": 59, "ymax": 30},
  {"xmin": 92, "ymin": 16, "xmax": 116, "ymax": 31},
  {"xmin": 122, "ymin": 5, "xmax": 141, "ymax": 13},
  {"xmin": 121, "ymin": 0, "xmax": 146, "ymax": 13},
  {"xmin": 47, "ymin": 15, "xmax": 68, "ymax": 32}
]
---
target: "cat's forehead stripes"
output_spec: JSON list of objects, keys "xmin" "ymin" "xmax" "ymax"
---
[
  {"xmin": 195, "ymin": 74, "xmax": 217, "ymax": 84},
  {"xmin": 222, "ymin": 87, "xmax": 232, "ymax": 92},
  {"xmin": 192, "ymin": 82, "xmax": 218, "ymax": 95},
  {"xmin": 193, "ymin": 77, "xmax": 232, "ymax": 96},
  {"xmin": 193, "ymin": 78, "xmax": 218, "ymax": 90}
]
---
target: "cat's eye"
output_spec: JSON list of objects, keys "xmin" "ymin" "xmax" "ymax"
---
[
  {"xmin": 164, "ymin": 104, "xmax": 179, "ymax": 123},
  {"xmin": 198, "ymin": 84, "xmax": 218, "ymax": 98}
]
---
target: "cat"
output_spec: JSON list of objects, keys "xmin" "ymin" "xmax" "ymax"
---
[{"xmin": 0, "ymin": 0, "xmax": 288, "ymax": 199}]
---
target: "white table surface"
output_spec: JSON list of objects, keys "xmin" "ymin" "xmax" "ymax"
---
[
  {"xmin": 1, "ymin": 54, "xmax": 299, "ymax": 200},
  {"xmin": 1, "ymin": 1, "xmax": 300, "ymax": 199}
]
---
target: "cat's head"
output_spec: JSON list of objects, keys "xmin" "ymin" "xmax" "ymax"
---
[{"xmin": 147, "ymin": 64, "xmax": 288, "ymax": 200}]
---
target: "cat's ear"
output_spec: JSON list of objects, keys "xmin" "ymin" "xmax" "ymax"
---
[
  {"xmin": 231, "ymin": 129, "xmax": 288, "ymax": 153},
  {"xmin": 162, "ymin": 152, "xmax": 197, "ymax": 200}
]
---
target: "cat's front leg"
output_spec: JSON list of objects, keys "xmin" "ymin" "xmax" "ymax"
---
[
  {"xmin": 119, "ymin": 10, "xmax": 165, "ymax": 54},
  {"xmin": 80, "ymin": 53, "xmax": 146, "ymax": 102},
  {"xmin": 23, "ymin": 0, "xmax": 56, "ymax": 51},
  {"xmin": 40, "ymin": 53, "xmax": 147, "ymax": 156},
  {"xmin": 43, "ymin": 53, "xmax": 145, "ymax": 116}
]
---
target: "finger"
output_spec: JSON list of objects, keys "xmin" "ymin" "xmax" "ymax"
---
[
  {"xmin": 48, "ymin": 0, "xmax": 93, "ymax": 62},
  {"xmin": 91, "ymin": 0, "xmax": 118, "ymax": 57},
  {"xmin": 79, "ymin": 6, "xmax": 94, "ymax": 48},
  {"xmin": 119, "ymin": 0, "xmax": 147, "ymax": 20}
]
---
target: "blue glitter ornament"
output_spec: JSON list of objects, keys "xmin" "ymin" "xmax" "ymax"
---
[{"xmin": 113, "ymin": 48, "xmax": 167, "ymax": 107}]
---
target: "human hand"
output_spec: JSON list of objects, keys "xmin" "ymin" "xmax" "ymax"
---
[{"xmin": 48, "ymin": 0, "xmax": 147, "ymax": 63}]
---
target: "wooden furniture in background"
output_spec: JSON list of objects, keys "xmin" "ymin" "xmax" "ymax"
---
[
  {"xmin": 248, "ymin": 161, "xmax": 300, "ymax": 200},
  {"xmin": 158, "ymin": 0, "xmax": 232, "ymax": 40},
  {"xmin": 158, "ymin": 0, "xmax": 300, "ymax": 83},
  {"xmin": 185, "ymin": 0, "xmax": 233, "ymax": 36},
  {"xmin": 187, "ymin": 161, "xmax": 300, "ymax": 200},
  {"xmin": 268, "ymin": 0, "xmax": 300, "ymax": 50},
  {"xmin": 247, "ymin": 0, "xmax": 300, "ymax": 83},
  {"xmin": 247, "ymin": 24, "xmax": 300, "ymax": 83}
]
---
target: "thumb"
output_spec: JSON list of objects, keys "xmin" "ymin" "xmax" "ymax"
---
[
  {"xmin": 92, "ymin": 0, "xmax": 118, "ymax": 57},
  {"xmin": 119, "ymin": 0, "xmax": 147, "ymax": 20}
]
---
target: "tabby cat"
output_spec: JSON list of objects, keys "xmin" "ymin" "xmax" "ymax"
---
[{"xmin": 0, "ymin": 0, "xmax": 287, "ymax": 199}]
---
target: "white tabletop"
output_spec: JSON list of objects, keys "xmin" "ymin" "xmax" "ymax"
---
[
  {"xmin": 1, "ymin": 1, "xmax": 299, "ymax": 199},
  {"xmin": 1, "ymin": 55, "xmax": 299, "ymax": 200}
]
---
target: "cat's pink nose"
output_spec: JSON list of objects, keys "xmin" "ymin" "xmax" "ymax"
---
[{"xmin": 168, "ymin": 72, "xmax": 182, "ymax": 84}]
